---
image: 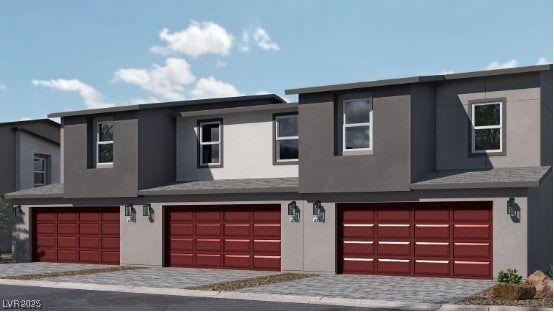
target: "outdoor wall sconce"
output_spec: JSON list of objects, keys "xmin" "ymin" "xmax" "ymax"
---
[
  {"xmin": 507, "ymin": 197, "xmax": 519, "ymax": 219},
  {"xmin": 143, "ymin": 204, "xmax": 152, "ymax": 217},
  {"xmin": 287, "ymin": 201, "xmax": 300, "ymax": 223},
  {"xmin": 12, "ymin": 205, "xmax": 22, "ymax": 217},
  {"xmin": 125, "ymin": 204, "xmax": 136, "ymax": 223},
  {"xmin": 313, "ymin": 201, "xmax": 325, "ymax": 223}
]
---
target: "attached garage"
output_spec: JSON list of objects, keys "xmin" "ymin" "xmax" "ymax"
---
[
  {"xmin": 166, "ymin": 205, "xmax": 281, "ymax": 270},
  {"xmin": 32, "ymin": 207, "xmax": 120, "ymax": 264},
  {"xmin": 338, "ymin": 202, "xmax": 492, "ymax": 279}
]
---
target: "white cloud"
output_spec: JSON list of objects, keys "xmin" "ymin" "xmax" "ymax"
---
[
  {"xmin": 114, "ymin": 58, "xmax": 195, "ymax": 101},
  {"xmin": 253, "ymin": 27, "xmax": 279, "ymax": 51},
  {"xmin": 0, "ymin": 84, "xmax": 6, "ymax": 91},
  {"xmin": 215, "ymin": 59, "xmax": 227, "ymax": 69},
  {"xmin": 483, "ymin": 59, "xmax": 518, "ymax": 70},
  {"xmin": 32, "ymin": 79, "xmax": 114, "ymax": 109},
  {"xmin": 124, "ymin": 97, "xmax": 161, "ymax": 105},
  {"xmin": 191, "ymin": 77, "xmax": 243, "ymax": 99},
  {"xmin": 537, "ymin": 57, "xmax": 549, "ymax": 65},
  {"xmin": 150, "ymin": 21, "xmax": 233, "ymax": 58},
  {"xmin": 238, "ymin": 31, "xmax": 249, "ymax": 52}
]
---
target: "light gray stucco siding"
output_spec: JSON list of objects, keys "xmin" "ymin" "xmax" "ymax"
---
[{"xmin": 16, "ymin": 131, "xmax": 60, "ymax": 191}]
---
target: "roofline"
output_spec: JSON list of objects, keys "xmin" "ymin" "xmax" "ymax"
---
[
  {"xmin": 411, "ymin": 181, "xmax": 541, "ymax": 190},
  {"xmin": 138, "ymin": 186, "xmax": 299, "ymax": 196},
  {"xmin": 0, "ymin": 118, "xmax": 60, "ymax": 128},
  {"xmin": 285, "ymin": 64, "xmax": 553, "ymax": 95},
  {"xmin": 12, "ymin": 126, "xmax": 60, "ymax": 145},
  {"xmin": 3, "ymin": 193, "xmax": 64, "ymax": 199},
  {"xmin": 48, "ymin": 94, "xmax": 286, "ymax": 118}
]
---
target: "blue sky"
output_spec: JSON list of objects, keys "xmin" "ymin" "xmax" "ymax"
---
[{"xmin": 0, "ymin": 0, "xmax": 551, "ymax": 123}]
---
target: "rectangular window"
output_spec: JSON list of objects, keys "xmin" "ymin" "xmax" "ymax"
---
[
  {"xmin": 34, "ymin": 156, "xmax": 47, "ymax": 187},
  {"xmin": 97, "ymin": 121, "xmax": 114, "ymax": 165},
  {"xmin": 199, "ymin": 120, "xmax": 222, "ymax": 166},
  {"xmin": 275, "ymin": 114, "xmax": 299, "ymax": 162},
  {"xmin": 472, "ymin": 101, "xmax": 502, "ymax": 153},
  {"xmin": 343, "ymin": 98, "xmax": 372, "ymax": 151}
]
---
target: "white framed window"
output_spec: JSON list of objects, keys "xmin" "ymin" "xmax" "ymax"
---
[
  {"xmin": 343, "ymin": 98, "xmax": 372, "ymax": 151},
  {"xmin": 199, "ymin": 120, "xmax": 222, "ymax": 166},
  {"xmin": 34, "ymin": 156, "xmax": 47, "ymax": 187},
  {"xmin": 471, "ymin": 101, "xmax": 502, "ymax": 153},
  {"xmin": 275, "ymin": 114, "xmax": 299, "ymax": 162},
  {"xmin": 97, "ymin": 121, "xmax": 114, "ymax": 165}
]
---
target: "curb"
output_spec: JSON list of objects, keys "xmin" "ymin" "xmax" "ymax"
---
[{"xmin": 0, "ymin": 279, "xmax": 550, "ymax": 311}]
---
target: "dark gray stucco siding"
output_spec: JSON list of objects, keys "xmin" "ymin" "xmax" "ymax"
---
[
  {"xmin": 0, "ymin": 125, "xmax": 16, "ymax": 195},
  {"xmin": 410, "ymin": 83, "xmax": 436, "ymax": 182},
  {"xmin": 138, "ymin": 108, "xmax": 176, "ymax": 190},
  {"xmin": 540, "ymin": 70, "xmax": 552, "ymax": 166},
  {"xmin": 298, "ymin": 86, "xmax": 411, "ymax": 193},
  {"xmin": 63, "ymin": 113, "xmax": 139, "ymax": 198},
  {"xmin": 527, "ymin": 172, "xmax": 553, "ymax": 274},
  {"xmin": 20, "ymin": 122, "xmax": 60, "ymax": 144}
]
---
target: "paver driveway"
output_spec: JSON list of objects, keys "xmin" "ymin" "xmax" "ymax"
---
[{"xmin": 237, "ymin": 274, "xmax": 496, "ymax": 304}]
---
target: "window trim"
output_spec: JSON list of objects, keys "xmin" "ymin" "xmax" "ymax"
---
[
  {"xmin": 468, "ymin": 98, "xmax": 507, "ymax": 157},
  {"xmin": 96, "ymin": 120, "xmax": 114, "ymax": 167},
  {"xmin": 273, "ymin": 112, "xmax": 299, "ymax": 165},
  {"xmin": 342, "ymin": 98, "xmax": 373, "ymax": 153},
  {"xmin": 197, "ymin": 118, "xmax": 223, "ymax": 168},
  {"xmin": 33, "ymin": 155, "xmax": 48, "ymax": 187}
]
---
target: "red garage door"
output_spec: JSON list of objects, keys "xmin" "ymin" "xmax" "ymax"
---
[
  {"xmin": 33, "ymin": 207, "xmax": 120, "ymax": 264},
  {"xmin": 166, "ymin": 205, "xmax": 281, "ymax": 271},
  {"xmin": 338, "ymin": 202, "xmax": 492, "ymax": 279}
]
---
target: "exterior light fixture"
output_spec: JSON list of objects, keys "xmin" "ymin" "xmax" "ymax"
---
[
  {"xmin": 313, "ymin": 201, "xmax": 325, "ymax": 223},
  {"xmin": 143, "ymin": 204, "xmax": 152, "ymax": 217},
  {"xmin": 12, "ymin": 205, "xmax": 21, "ymax": 217},
  {"xmin": 125, "ymin": 204, "xmax": 133, "ymax": 217},
  {"xmin": 287, "ymin": 201, "xmax": 300, "ymax": 223},
  {"xmin": 507, "ymin": 197, "xmax": 519, "ymax": 219}
]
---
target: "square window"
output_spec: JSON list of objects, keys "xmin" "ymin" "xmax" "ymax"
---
[
  {"xmin": 199, "ymin": 120, "xmax": 222, "ymax": 166},
  {"xmin": 275, "ymin": 114, "xmax": 299, "ymax": 162},
  {"xmin": 471, "ymin": 101, "xmax": 503, "ymax": 154},
  {"xmin": 344, "ymin": 126, "xmax": 370, "ymax": 149}
]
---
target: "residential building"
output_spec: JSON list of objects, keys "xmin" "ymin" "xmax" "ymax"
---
[
  {"xmin": 0, "ymin": 119, "xmax": 60, "ymax": 252},
  {"xmin": 5, "ymin": 64, "xmax": 552, "ymax": 280}
]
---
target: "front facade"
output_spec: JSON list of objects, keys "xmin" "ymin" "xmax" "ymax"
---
[
  {"xmin": 0, "ymin": 119, "xmax": 60, "ymax": 252},
  {"xmin": 5, "ymin": 65, "xmax": 552, "ymax": 280}
]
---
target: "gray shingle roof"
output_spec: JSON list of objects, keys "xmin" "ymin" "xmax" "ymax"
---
[
  {"xmin": 3, "ymin": 183, "xmax": 64, "ymax": 199},
  {"xmin": 411, "ymin": 166, "xmax": 552, "ymax": 190},
  {"xmin": 139, "ymin": 177, "xmax": 298, "ymax": 196}
]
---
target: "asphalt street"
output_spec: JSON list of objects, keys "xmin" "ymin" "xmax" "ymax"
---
[{"xmin": 0, "ymin": 285, "xmax": 375, "ymax": 311}]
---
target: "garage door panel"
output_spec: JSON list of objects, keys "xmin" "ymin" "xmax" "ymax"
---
[
  {"xmin": 253, "ymin": 224, "xmax": 280, "ymax": 237},
  {"xmin": 225, "ymin": 224, "xmax": 250, "ymax": 237},
  {"xmin": 343, "ymin": 258, "xmax": 374, "ymax": 274},
  {"xmin": 343, "ymin": 225, "xmax": 374, "ymax": 239},
  {"xmin": 453, "ymin": 225, "xmax": 491, "ymax": 240},
  {"xmin": 33, "ymin": 207, "xmax": 120, "ymax": 265},
  {"xmin": 415, "ymin": 225, "xmax": 450, "ymax": 240},
  {"xmin": 224, "ymin": 239, "xmax": 250, "ymax": 252},
  {"xmin": 377, "ymin": 225, "xmax": 411, "ymax": 239},
  {"xmin": 196, "ymin": 239, "xmax": 221, "ymax": 252},
  {"xmin": 171, "ymin": 224, "xmax": 193, "ymax": 236},
  {"xmin": 377, "ymin": 259, "xmax": 412, "ymax": 275},
  {"xmin": 414, "ymin": 210, "xmax": 450, "ymax": 222},
  {"xmin": 253, "ymin": 240, "xmax": 280, "ymax": 254},
  {"xmin": 196, "ymin": 224, "xmax": 221, "ymax": 236},
  {"xmin": 454, "ymin": 243, "xmax": 491, "ymax": 259},
  {"xmin": 58, "ymin": 237, "xmax": 78, "ymax": 248},
  {"xmin": 415, "ymin": 242, "xmax": 450, "ymax": 258},
  {"xmin": 169, "ymin": 211, "xmax": 193, "ymax": 222},
  {"xmin": 454, "ymin": 261, "xmax": 491, "ymax": 278},
  {"xmin": 343, "ymin": 241, "xmax": 374, "ymax": 257},
  {"xmin": 377, "ymin": 242, "xmax": 411, "ymax": 257},
  {"xmin": 415, "ymin": 260, "xmax": 450, "ymax": 276},
  {"xmin": 343, "ymin": 210, "xmax": 374, "ymax": 222},
  {"xmin": 224, "ymin": 211, "xmax": 250, "ymax": 222},
  {"xmin": 37, "ymin": 223, "xmax": 56, "ymax": 234},
  {"xmin": 169, "ymin": 253, "xmax": 193, "ymax": 266},
  {"xmin": 196, "ymin": 211, "xmax": 221, "ymax": 222},
  {"xmin": 453, "ymin": 210, "xmax": 491, "ymax": 222},
  {"xmin": 253, "ymin": 210, "xmax": 280, "ymax": 222},
  {"xmin": 377, "ymin": 210, "xmax": 411, "ymax": 222},
  {"xmin": 225, "ymin": 255, "xmax": 251, "ymax": 269},
  {"xmin": 196, "ymin": 254, "xmax": 222, "ymax": 267},
  {"xmin": 253, "ymin": 256, "xmax": 280, "ymax": 270}
]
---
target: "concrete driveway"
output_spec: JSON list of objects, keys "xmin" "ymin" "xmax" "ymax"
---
[{"xmin": 0, "ymin": 263, "xmax": 495, "ymax": 306}]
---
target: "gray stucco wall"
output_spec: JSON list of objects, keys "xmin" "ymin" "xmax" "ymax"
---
[
  {"xmin": 120, "ymin": 203, "xmax": 164, "ymax": 266},
  {"xmin": 436, "ymin": 72, "xmax": 542, "ymax": 170},
  {"xmin": 16, "ymin": 131, "xmax": 60, "ymax": 190},
  {"xmin": 540, "ymin": 70, "xmax": 552, "ymax": 166},
  {"xmin": 138, "ymin": 109, "xmax": 176, "ymax": 190},
  {"xmin": 297, "ymin": 86, "xmax": 411, "ymax": 193},
  {"xmin": 63, "ymin": 113, "xmax": 139, "ymax": 198},
  {"xmin": 410, "ymin": 83, "xmax": 436, "ymax": 182},
  {"xmin": 0, "ymin": 125, "xmax": 16, "ymax": 195},
  {"xmin": 527, "ymin": 172, "xmax": 553, "ymax": 275}
]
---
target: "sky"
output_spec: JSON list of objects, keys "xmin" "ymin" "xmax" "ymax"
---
[{"xmin": 0, "ymin": 0, "xmax": 552, "ymax": 123}]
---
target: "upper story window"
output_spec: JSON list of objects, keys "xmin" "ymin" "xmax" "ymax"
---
[
  {"xmin": 275, "ymin": 114, "xmax": 299, "ymax": 163},
  {"xmin": 34, "ymin": 155, "xmax": 48, "ymax": 187},
  {"xmin": 97, "ymin": 121, "xmax": 114, "ymax": 165},
  {"xmin": 471, "ymin": 99, "xmax": 504, "ymax": 155},
  {"xmin": 198, "ymin": 119, "xmax": 222, "ymax": 167},
  {"xmin": 343, "ymin": 98, "xmax": 372, "ymax": 152}
]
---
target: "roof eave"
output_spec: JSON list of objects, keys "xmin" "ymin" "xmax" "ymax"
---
[
  {"xmin": 138, "ymin": 186, "xmax": 299, "ymax": 196},
  {"xmin": 411, "ymin": 181, "xmax": 540, "ymax": 190}
]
